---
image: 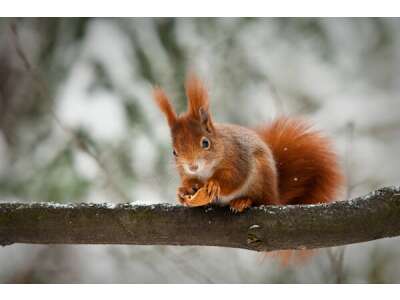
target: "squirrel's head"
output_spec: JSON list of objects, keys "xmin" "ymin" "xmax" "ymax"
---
[{"xmin": 153, "ymin": 75, "xmax": 223, "ymax": 180}]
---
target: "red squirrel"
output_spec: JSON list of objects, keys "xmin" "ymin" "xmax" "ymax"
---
[{"xmin": 153, "ymin": 75, "xmax": 344, "ymax": 212}]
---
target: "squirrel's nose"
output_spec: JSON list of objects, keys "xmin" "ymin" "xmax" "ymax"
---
[{"xmin": 189, "ymin": 164, "xmax": 198, "ymax": 172}]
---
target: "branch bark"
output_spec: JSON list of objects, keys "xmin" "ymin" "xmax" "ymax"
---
[{"xmin": 1, "ymin": 187, "xmax": 399, "ymax": 251}]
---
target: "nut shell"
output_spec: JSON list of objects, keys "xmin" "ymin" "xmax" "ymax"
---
[{"xmin": 182, "ymin": 186, "xmax": 211, "ymax": 207}]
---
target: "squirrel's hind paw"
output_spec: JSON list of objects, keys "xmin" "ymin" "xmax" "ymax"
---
[{"xmin": 229, "ymin": 198, "xmax": 253, "ymax": 213}]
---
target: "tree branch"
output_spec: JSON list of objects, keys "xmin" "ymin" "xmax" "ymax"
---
[{"xmin": 1, "ymin": 187, "xmax": 399, "ymax": 251}]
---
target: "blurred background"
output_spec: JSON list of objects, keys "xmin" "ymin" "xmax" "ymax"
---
[{"xmin": 0, "ymin": 18, "xmax": 399, "ymax": 283}]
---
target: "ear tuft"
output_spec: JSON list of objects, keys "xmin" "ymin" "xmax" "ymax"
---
[
  {"xmin": 186, "ymin": 74, "xmax": 209, "ymax": 120},
  {"xmin": 199, "ymin": 106, "xmax": 213, "ymax": 133},
  {"xmin": 153, "ymin": 86, "xmax": 177, "ymax": 127}
]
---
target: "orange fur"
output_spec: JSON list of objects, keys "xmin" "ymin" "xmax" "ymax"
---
[
  {"xmin": 185, "ymin": 74, "xmax": 210, "ymax": 120},
  {"xmin": 265, "ymin": 249, "xmax": 316, "ymax": 266},
  {"xmin": 153, "ymin": 87, "xmax": 177, "ymax": 127},
  {"xmin": 153, "ymin": 76, "xmax": 343, "ymax": 207},
  {"xmin": 256, "ymin": 117, "xmax": 344, "ymax": 205}
]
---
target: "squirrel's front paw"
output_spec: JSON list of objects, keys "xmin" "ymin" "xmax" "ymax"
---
[
  {"xmin": 205, "ymin": 180, "xmax": 220, "ymax": 203},
  {"xmin": 178, "ymin": 180, "xmax": 220, "ymax": 207},
  {"xmin": 177, "ymin": 184, "xmax": 200, "ymax": 206},
  {"xmin": 181, "ymin": 180, "xmax": 220, "ymax": 207}
]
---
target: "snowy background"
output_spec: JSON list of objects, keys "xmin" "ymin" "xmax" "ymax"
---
[{"xmin": 0, "ymin": 18, "xmax": 399, "ymax": 283}]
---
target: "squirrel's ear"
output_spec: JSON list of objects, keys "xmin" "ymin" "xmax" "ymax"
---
[
  {"xmin": 186, "ymin": 74, "xmax": 210, "ymax": 120},
  {"xmin": 153, "ymin": 87, "xmax": 177, "ymax": 127},
  {"xmin": 199, "ymin": 106, "xmax": 214, "ymax": 133}
]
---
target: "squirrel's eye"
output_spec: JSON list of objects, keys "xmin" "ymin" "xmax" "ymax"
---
[
  {"xmin": 172, "ymin": 149, "xmax": 178, "ymax": 157},
  {"xmin": 200, "ymin": 137, "xmax": 211, "ymax": 150}
]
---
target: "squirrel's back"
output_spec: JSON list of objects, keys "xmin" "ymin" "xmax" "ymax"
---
[{"xmin": 256, "ymin": 117, "xmax": 344, "ymax": 205}]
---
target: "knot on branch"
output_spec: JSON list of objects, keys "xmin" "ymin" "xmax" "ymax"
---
[{"xmin": 247, "ymin": 224, "xmax": 265, "ymax": 251}]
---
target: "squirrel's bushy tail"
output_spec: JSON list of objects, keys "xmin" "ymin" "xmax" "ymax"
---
[
  {"xmin": 257, "ymin": 117, "xmax": 344, "ymax": 265},
  {"xmin": 256, "ymin": 116, "xmax": 344, "ymax": 205}
]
